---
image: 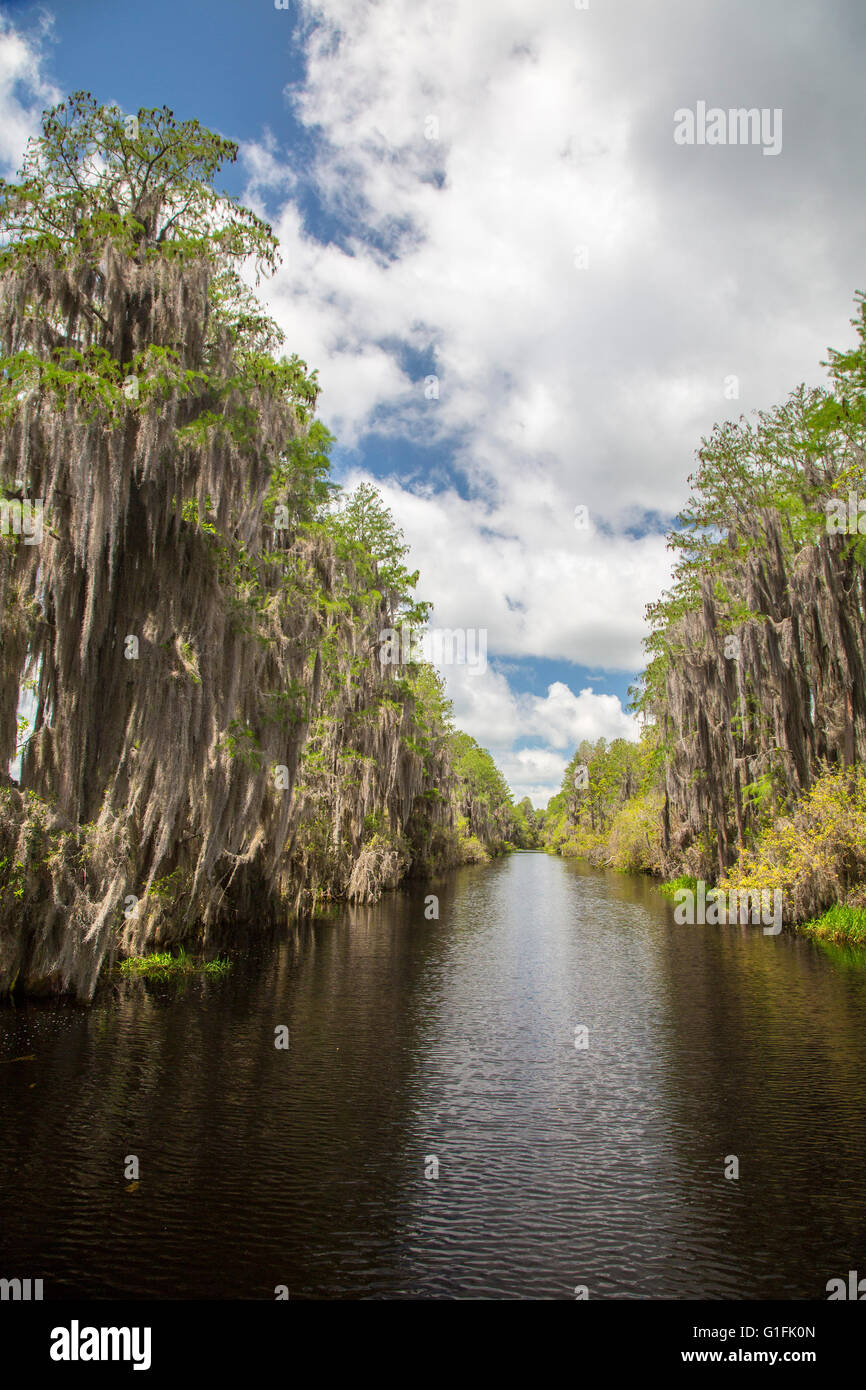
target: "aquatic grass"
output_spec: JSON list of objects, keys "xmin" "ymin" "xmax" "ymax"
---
[
  {"xmin": 202, "ymin": 957, "xmax": 232, "ymax": 976},
  {"xmin": 799, "ymin": 904, "xmax": 866, "ymax": 946},
  {"xmin": 118, "ymin": 948, "xmax": 231, "ymax": 978},
  {"xmin": 118, "ymin": 949, "xmax": 191, "ymax": 976},
  {"xmin": 658, "ymin": 874, "xmax": 699, "ymax": 898}
]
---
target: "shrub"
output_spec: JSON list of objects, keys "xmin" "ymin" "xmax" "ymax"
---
[
  {"xmin": 606, "ymin": 791, "xmax": 665, "ymax": 874},
  {"xmin": 721, "ymin": 765, "xmax": 866, "ymax": 924},
  {"xmin": 456, "ymin": 833, "xmax": 489, "ymax": 865}
]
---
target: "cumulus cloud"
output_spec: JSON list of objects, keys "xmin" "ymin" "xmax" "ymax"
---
[
  {"xmin": 436, "ymin": 664, "xmax": 639, "ymax": 806},
  {"xmin": 0, "ymin": 15, "xmax": 59, "ymax": 175},
  {"xmin": 2, "ymin": 5, "xmax": 856, "ymax": 805},
  {"xmin": 248, "ymin": 0, "xmax": 864, "ymax": 502},
  {"xmin": 358, "ymin": 472, "xmax": 671, "ymax": 670},
  {"xmin": 235, "ymin": 0, "xmax": 866, "ymax": 801}
]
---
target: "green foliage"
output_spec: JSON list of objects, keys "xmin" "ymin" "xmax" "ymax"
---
[
  {"xmin": 658, "ymin": 874, "xmax": 699, "ymax": 898},
  {"xmin": 606, "ymin": 791, "xmax": 664, "ymax": 874},
  {"xmin": 633, "ymin": 374, "xmax": 849, "ymax": 733},
  {"xmin": 455, "ymin": 829, "xmax": 490, "ymax": 864},
  {"xmin": 449, "ymin": 730, "xmax": 515, "ymax": 851},
  {"xmin": 631, "ymin": 286, "xmax": 866, "ymax": 900},
  {"xmin": 510, "ymin": 795, "xmax": 543, "ymax": 848},
  {"xmin": 721, "ymin": 765, "xmax": 866, "ymax": 925},
  {"xmin": 221, "ymin": 721, "xmax": 264, "ymax": 769},
  {"xmin": 0, "ymin": 93, "xmax": 320, "ymax": 442},
  {"xmin": 118, "ymin": 949, "xmax": 231, "ymax": 977},
  {"xmin": 203, "ymin": 957, "xmax": 233, "ymax": 976},
  {"xmin": 265, "ymin": 420, "xmax": 337, "ymax": 534},
  {"xmin": 0, "ymin": 92, "xmax": 277, "ymax": 274},
  {"xmin": 800, "ymin": 904, "xmax": 866, "ymax": 946},
  {"xmin": 323, "ymin": 481, "xmax": 430, "ymax": 626},
  {"xmin": 0, "ymin": 94, "xmax": 520, "ymax": 996},
  {"xmin": 541, "ymin": 732, "xmax": 663, "ymax": 872}
]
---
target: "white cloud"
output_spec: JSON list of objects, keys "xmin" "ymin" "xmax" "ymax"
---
[
  {"xmin": 348, "ymin": 472, "xmax": 671, "ymax": 671},
  {"xmin": 248, "ymin": 0, "xmax": 858, "ymax": 510},
  {"xmin": 435, "ymin": 664, "xmax": 639, "ymax": 805},
  {"xmin": 0, "ymin": 16, "xmax": 59, "ymax": 176},
  {"xmin": 238, "ymin": 0, "xmax": 866, "ymax": 799},
  {"xmin": 1, "ymin": 6, "xmax": 857, "ymax": 808},
  {"xmin": 528, "ymin": 681, "xmax": 636, "ymax": 751}
]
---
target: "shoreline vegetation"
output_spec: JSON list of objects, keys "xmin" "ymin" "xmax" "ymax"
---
[
  {"xmin": 117, "ymin": 948, "xmax": 231, "ymax": 978},
  {"xmin": 533, "ymin": 276, "xmax": 866, "ymax": 949},
  {"xmin": 533, "ymin": 266, "xmax": 866, "ymax": 949},
  {"xmin": 538, "ymin": 685, "xmax": 866, "ymax": 948},
  {"xmin": 648, "ymin": 280, "xmax": 866, "ymax": 945},
  {"xmin": 0, "ymin": 97, "xmax": 537, "ymax": 1000},
  {"xmin": 1, "ymin": 95, "xmax": 866, "ymax": 996}
]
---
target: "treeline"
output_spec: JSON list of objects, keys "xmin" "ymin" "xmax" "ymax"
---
[
  {"xmin": 448, "ymin": 735, "xmax": 542, "ymax": 857},
  {"xmin": 541, "ymin": 735, "xmax": 663, "ymax": 873},
  {"xmin": 0, "ymin": 96, "xmax": 517, "ymax": 999},
  {"xmin": 544, "ymin": 290, "xmax": 866, "ymax": 939}
]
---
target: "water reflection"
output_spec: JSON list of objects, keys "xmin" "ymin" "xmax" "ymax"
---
[{"xmin": 1, "ymin": 853, "xmax": 865, "ymax": 1298}]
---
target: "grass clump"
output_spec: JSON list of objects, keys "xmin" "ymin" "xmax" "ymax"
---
[
  {"xmin": 799, "ymin": 904, "xmax": 866, "ymax": 946},
  {"xmin": 118, "ymin": 948, "xmax": 231, "ymax": 978},
  {"xmin": 658, "ymin": 874, "xmax": 699, "ymax": 898},
  {"xmin": 203, "ymin": 957, "xmax": 232, "ymax": 975}
]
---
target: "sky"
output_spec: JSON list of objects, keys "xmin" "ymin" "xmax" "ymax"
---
[{"xmin": 1, "ymin": 0, "xmax": 864, "ymax": 805}]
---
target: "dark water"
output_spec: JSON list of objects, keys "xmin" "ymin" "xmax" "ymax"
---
[{"xmin": 2, "ymin": 852, "xmax": 866, "ymax": 1300}]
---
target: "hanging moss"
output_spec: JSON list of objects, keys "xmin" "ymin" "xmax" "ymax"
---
[
  {"xmin": 638, "ymin": 320, "xmax": 866, "ymax": 884},
  {"xmin": 0, "ymin": 96, "xmax": 515, "ymax": 999}
]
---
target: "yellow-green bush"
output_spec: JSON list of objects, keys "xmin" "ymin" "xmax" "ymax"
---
[
  {"xmin": 721, "ymin": 765, "xmax": 866, "ymax": 925},
  {"xmin": 557, "ymin": 826, "xmax": 607, "ymax": 863},
  {"xmin": 457, "ymin": 836, "xmax": 489, "ymax": 864},
  {"xmin": 454, "ymin": 817, "xmax": 490, "ymax": 864},
  {"xmin": 606, "ymin": 791, "xmax": 665, "ymax": 874}
]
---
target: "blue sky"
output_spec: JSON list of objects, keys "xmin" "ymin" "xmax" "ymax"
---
[{"xmin": 2, "ymin": 0, "xmax": 864, "ymax": 803}]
